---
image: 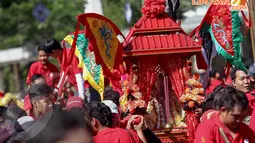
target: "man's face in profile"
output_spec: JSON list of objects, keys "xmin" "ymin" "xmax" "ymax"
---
[{"xmin": 233, "ymin": 70, "xmax": 250, "ymax": 93}]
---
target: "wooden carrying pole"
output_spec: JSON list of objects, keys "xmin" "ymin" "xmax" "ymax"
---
[{"xmin": 249, "ymin": 0, "xmax": 255, "ymax": 61}]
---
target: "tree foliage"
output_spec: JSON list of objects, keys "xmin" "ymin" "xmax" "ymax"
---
[
  {"xmin": 102, "ymin": 0, "xmax": 143, "ymax": 30},
  {"xmin": 0, "ymin": 0, "xmax": 196, "ymax": 49},
  {"xmin": 102, "ymin": 0, "xmax": 196, "ymax": 30},
  {"xmin": 0, "ymin": 0, "xmax": 85, "ymax": 49}
]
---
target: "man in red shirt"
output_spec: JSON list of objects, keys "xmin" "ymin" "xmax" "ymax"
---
[
  {"xmin": 44, "ymin": 38, "xmax": 85, "ymax": 100},
  {"xmin": 84, "ymin": 102, "xmax": 146, "ymax": 143},
  {"xmin": 231, "ymin": 67, "xmax": 250, "ymax": 93},
  {"xmin": 28, "ymin": 84, "xmax": 53, "ymax": 119},
  {"xmin": 195, "ymin": 86, "xmax": 255, "ymax": 143},
  {"xmin": 24, "ymin": 74, "xmax": 46, "ymax": 115},
  {"xmin": 26, "ymin": 44, "xmax": 59, "ymax": 88},
  {"xmin": 230, "ymin": 67, "xmax": 255, "ymax": 115}
]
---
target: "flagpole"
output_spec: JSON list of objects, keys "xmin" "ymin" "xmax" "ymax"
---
[{"xmin": 248, "ymin": 0, "xmax": 255, "ymax": 62}]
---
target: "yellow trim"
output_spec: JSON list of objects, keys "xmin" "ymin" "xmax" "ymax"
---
[{"xmin": 63, "ymin": 35, "xmax": 104, "ymax": 99}]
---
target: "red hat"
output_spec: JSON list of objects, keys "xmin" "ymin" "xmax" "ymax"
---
[{"xmin": 66, "ymin": 96, "xmax": 84, "ymax": 111}]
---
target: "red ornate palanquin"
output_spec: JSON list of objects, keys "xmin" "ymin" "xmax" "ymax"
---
[{"xmin": 122, "ymin": 0, "xmax": 206, "ymax": 142}]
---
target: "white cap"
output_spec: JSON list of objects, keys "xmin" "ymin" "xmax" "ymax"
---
[
  {"xmin": 102, "ymin": 100, "xmax": 118, "ymax": 114},
  {"xmin": 17, "ymin": 116, "xmax": 35, "ymax": 125}
]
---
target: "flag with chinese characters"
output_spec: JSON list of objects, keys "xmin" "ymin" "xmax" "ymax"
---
[{"xmin": 76, "ymin": 13, "xmax": 125, "ymax": 81}]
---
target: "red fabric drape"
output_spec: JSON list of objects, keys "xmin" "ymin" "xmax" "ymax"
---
[
  {"xmin": 186, "ymin": 111, "xmax": 200, "ymax": 143},
  {"xmin": 162, "ymin": 54, "xmax": 190, "ymax": 99},
  {"xmin": 124, "ymin": 54, "xmax": 191, "ymax": 104},
  {"xmin": 137, "ymin": 56, "xmax": 158, "ymax": 103},
  {"xmin": 195, "ymin": 52, "xmax": 208, "ymax": 70}
]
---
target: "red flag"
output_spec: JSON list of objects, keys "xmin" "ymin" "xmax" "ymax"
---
[
  {"xmin": 190, "ymin": 5, "xmax": 237, "ymax": 56},
  {"xmin": 190, "ymin": 4, "xmax": 248, "ymax": 72},
  {"xmin": 57, "ymin": 22, "xmax": 80, "ymax": 96}
]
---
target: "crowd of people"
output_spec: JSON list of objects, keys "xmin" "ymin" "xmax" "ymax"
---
[
  {"xmin": 0, "ymin": 78, "xmax": 163, "ymax": 143},
  {"xmin": 194, "ymin": 66, "xmax": 255, "ymax": 143},
  {"xmin": 0, "ymin": 38, "xmax": 162, "ymax": 143},
  {"xmin": 1, "ymin": 37, "xmax": 255, "ymax": 143}
]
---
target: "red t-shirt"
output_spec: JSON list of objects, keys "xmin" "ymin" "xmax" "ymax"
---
[
  {"xmin": 206, "ymin": 79, "xmax": 223, "ymax": 95},
  {"xmin": 195, "ymin": 114, "xmax": 255, "ymax": 143},
  {"xmin": 58, "ymin": 48, "xmax": 82, "ymax": 87},
  {"xmin": 245, "ymin": 90, "xmax": 255, "ymax": 115},
  {"xmin": 93, "ymin": 128, "xmax": 142, "ymax": 143},
  {"xmin": 200, "ymin": 110, "xmax": 218, "ymax": 122},
  {"xmin": 249, "ymin": 109, "xmax": 255, "ymax": 132},
  {"xmin": 26, "ymin": 61, "xmax": 59, "ymax": 88}
]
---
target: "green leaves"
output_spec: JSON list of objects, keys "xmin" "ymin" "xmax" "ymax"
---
[
  {"xmin": 0, "ymin": 0, "xmax": 85, "ymax": 49},
  {"xmin": 102, "ymin": 0, "xmax": 142, "ymax": 29},
  {"xmin": 0, "ymin": 0, "xmax": 197, "ymax": 49},
  {"xmin": 102, "ymin": 0, "xmax": 197, "ymax": 30}
]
